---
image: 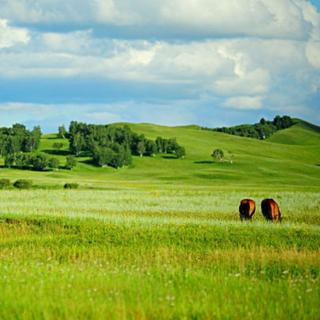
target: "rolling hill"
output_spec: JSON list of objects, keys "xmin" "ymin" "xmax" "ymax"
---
[{"xmin": 0, "ymin": 120, "xmax": 319, "ymax": 190}]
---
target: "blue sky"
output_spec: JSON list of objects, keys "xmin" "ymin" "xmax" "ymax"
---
[{"xmin": 0, "ymin": 0, "xmax": 319, "ymax": 132}]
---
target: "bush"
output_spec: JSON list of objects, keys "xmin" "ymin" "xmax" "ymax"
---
[
  {"xmin": 65, "ymin": 156, "xmax": 77, "ymax": 170},
  {"xmin": 30, "ymin": 154, "xmax": 49, "ymax": 171},
  {"xmin": 212, "ymin": 149, "xmax": 224, "ymax": 161},
  {"xmin": 64, "ymin": 183, "xmax": 79, "ymax": 189},
  {"xmin": 13, "ymin": 179, "xmax": 33, "ymax": 189},
  {"xmin": 48, "ymin": 157, "xmax": 60, "ymax": 169},
  {"xmin": 0, "ymin": 179, "xmax": 11, "ymax": 189}
]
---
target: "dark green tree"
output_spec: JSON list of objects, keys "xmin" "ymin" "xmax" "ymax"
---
[
  {"xmin": 30, "ymin": 154, "xmax": 49, "ymax": 171},
  {"xmin": 93, "ymin": 147, "xmax": 115, "ymax": 167},
  {"xmin": 4, "ymin": 154, "xmax": 15, "ymax": 168},
  {"xmin": 137, "ymin": 141, "xmax": 146, "ymax": 157},
  {"xmin": 58, "ymin": 125, "xmax": 67, "ymax": 139},
  {"xmin": 145, "ymin": 140, "xmax": 157, "ymax": 156},
  {"xmin": 175, "ymin": 146, "xmax": 186, "ymax": 159},
  {"xmin": 212, "ymin": 149, "xmax": 224, "ymax": 161},
  {"xmin": 48, "ymin": 157, "xmax": 60, "ymax": 170},
  {"xmin": 15, "ymin": 153, "xmax": 31, "ymax": 169},
  {"xmin": 65, "ymin": 155, "xmax": 77, "ymax": 170}
]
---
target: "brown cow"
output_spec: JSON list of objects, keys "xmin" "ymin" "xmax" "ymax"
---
[
  {"xmin": 239, "ymin": 199, "xmax": 256, "ymax": 220},
  {"xmin": 261, "ymin": 199, "xmax": 281, "ymax": 221}
]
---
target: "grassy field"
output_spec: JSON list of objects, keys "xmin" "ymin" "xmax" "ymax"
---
[{"xmin": 0, "ymin": 121, "xmax": 319, "ymax": 319}]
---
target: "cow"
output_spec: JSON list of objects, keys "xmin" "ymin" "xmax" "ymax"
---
[
  {"xmin": 239, "ymin": 199, "xmax": 256, "ymax": 220},
  {"xmin": 261, "ymin": 199, "xmax": 281, "ymax": 221}
]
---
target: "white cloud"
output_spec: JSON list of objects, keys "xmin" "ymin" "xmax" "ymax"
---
[
  {"xmin": 1, "ymin": 0, "xmax": 319, "ymax": 40},
  {"xmin": 306, "ymin": 41, "xmax": 320, "ymax": 68},
  {"xmin": 224, "ymin": 96, "xmax": 263, "ymax": 109},
  {"xmin": 0, "ymin": 19, "xmax": 30, "ymax": 48},
  {"xmin": 0, "ymin": 0, "xmax": 319, "ymax": 116},
  {"xmin": 0, "ymin": 33, "xmax": 318, "ymax": 111}
]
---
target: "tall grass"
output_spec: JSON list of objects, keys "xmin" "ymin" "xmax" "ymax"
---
[{"xmin": 0, "ymin": 189, "xmax": 319, "ymax": 319}]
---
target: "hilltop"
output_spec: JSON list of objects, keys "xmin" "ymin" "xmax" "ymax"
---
[{"xmin": 0, "ymin": 119, "xmax": 319, "ymax": 190}]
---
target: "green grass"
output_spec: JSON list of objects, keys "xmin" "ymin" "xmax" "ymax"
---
[
  {"xmin": 0, "ymin": 121, "xmax": 319, "ymax": 319},
  {"xmin": 0, "ymin": 120, "xmax": 319, "ymax": 189}
]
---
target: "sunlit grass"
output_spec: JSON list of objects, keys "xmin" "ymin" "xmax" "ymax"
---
[
  {"xmin": 0, "ymin": 189, "xmax": 319, "ymax": 319},
  {"xmin": 0, "ymin": 121, "xmax": 319, "ymax": 319}
]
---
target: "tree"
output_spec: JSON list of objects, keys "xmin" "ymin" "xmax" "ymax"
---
[
  {"xmin": 4, "ymin": 154, "xmax": 15, "ymax": 168},
  {"xmin": 212, "ymin": 149, "xmax": 224, "ymax": 161},
  {"xmin": 167, "ymin": 138, "xmax": 179, "ymax": 154},
  {"xmin": 260, "ymin": 118, "xmax": 266, "ymax": 125},
  {"xmin": 93, "ymin": 147, "xmax": 115, "ymax": 167},
  {"xmin": 175, "ymin": 146, "xmax": 186, "ymax": 159},
  {"xmin": 145, "ymin": 140, "xmax": 157, "ymax": 156},
  {"xmin": 137, "ymin": 141, "xmax": 146, "ymax": 157},
  {"xmin": 65, "ymin": 155, "xmax": 77, "ymax": 170},
  {"xmin": 30, "ymin": 154, "xmax": 49, "ymax": 171},
  {"xmin": 155, "ymin": 137, "xmax": 164, "ymax": 153},
  {"xmin": 30, "ymin": 126, "xmax": 42, "ymax": 151},
  {"xmin": 70, "ymin": 132, "xmax": 84, "ymax": 156},
  {"xmin": 48, "ymin": 157, "xmax": 60, "ymax": 170},
  {"xmin": 58, "ymin": 125, "xmax": 67, "ymax": 139},
  {"xmin": 15, "ymin": 153, "xmax": 31, "ymax": 169}
]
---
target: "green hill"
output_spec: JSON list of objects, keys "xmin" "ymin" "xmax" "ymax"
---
[
  {"xmin": 267, "ymin": 120, "xmax": 320, "ymax": 145},
  {"xmin": 0, "ymin": 120, "xmax": 319, "ymax": 190}
]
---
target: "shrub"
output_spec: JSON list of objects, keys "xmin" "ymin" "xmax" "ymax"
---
[
  {"xmin": 64, "ymin": 183, "xmax": 79, "ymax": 189},
  {"xmin": 65, "ymin": 156, "xmax": 77, "ymax": 170},
  {"xmin": 13, "ymin": 179, "xmax": 33, "ymax": 189},
  {"xmin": 30, "ymin": 154, "xmax": 49, "ymax": 171},
  {"xmin": 175, "ymin": 146, "xmax": 186, "ymax": 159},
  {"xmin": 212, "ymin": 149, "xmax": 224, "ymax": 161},
  {"xmin": 0, "ymin": 179, "xmax": 11, "ymax": 189},
  {"xmin": 48, "ymin": 157, "xmax": 60, "ymax": 169}
]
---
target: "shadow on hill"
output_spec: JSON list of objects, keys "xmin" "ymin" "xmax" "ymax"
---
[
  {"xmin": 80, "ymin": 159, "xmax": 100, "ymax": 167},
  {"xmin": 194, "ymin": 160, "xmax": 214, "ymax": 164},
  {"xmin": 43, "ymin": 149, "xmax": 70, "ymax": 156},
  {"xmin": 162, "ymin": 155, "xmax": 178, "ymax": 159}
]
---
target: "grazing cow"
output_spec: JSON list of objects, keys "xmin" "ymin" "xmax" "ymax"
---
[
  {"xmin": 239, "ymin": 199, "xmax": 256, "ymax": 220},
  {"xmin": 261, "ymin": 199, "xmax": 281, "ymax": 221}
]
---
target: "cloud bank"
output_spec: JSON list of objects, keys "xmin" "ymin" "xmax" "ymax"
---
[{"xmin": 0, "ymin": 0, "xmax": 319, "ymax": 128}]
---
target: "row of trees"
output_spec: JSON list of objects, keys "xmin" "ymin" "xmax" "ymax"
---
[
  {"xmin": 0, "ymin": 124, "xmax": 42, "ymax": 157},
  {"xmin": 204, "ymin": 115, "xmax": 294, "ymax": 140},
  {"xmin": 67, "ymin": 122, "xmax": 186, "ymax": 168},
  {"xmin": 5, "ymin": 153, "xmax": 76, "ymax": 171}
]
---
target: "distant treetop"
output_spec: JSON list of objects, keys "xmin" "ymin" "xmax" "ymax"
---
[{"xmin": 202, "ymin": 115, "xmax": 295, "ymax": 140}]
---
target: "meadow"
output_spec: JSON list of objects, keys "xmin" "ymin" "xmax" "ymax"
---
[{"xmin": 0, "ymin": 121, "xmax": 319, "ymax": 319}]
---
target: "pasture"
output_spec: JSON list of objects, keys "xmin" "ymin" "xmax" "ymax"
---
[
  {"xmin": 0, "ymin": 121, "xmax": 319, "ymax": 319},
  {"xmin": 0, "ymin": 189, "xmax": 319, "ymax": 319}
]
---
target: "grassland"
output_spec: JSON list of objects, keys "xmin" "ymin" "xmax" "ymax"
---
[{"xmin": 0, "ymin": 121, "xmax": 319, "ymax": 319}]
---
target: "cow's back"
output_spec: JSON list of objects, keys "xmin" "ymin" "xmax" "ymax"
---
[
  {"xmin": 261, "ymin": 199, "xmax": 281, "ymax": 221},
  {"xmin": 239, "ymin": 199, "xmax": 255, "ymax": 220}
]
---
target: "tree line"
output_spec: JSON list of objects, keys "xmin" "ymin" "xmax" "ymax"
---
[
  {"xmin": 68, "ymin": 122, "xmax": 186, "ymax": 168},
  {"xmin": 0, "ymin": 124, "xmax": 42, "ymax": 168},
  {"xmin": 0, "ymin": 122, "xmax": 186, "ymax": 171},
  {"xmin": 0, "ymin": 123, "xmax": 77, "ymax": 171},
  {"xmin": 202, "ymin": 115, "xmax": 294, "ymax": 139}
]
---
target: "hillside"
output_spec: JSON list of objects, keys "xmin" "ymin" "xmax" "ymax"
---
[
  {"xmin": 267, "ymin": 120, "xmax": 320, "ymax": 145},
  {"xmin": 0, "ymin": 120, "xmax": 319, "ymax": 190}
]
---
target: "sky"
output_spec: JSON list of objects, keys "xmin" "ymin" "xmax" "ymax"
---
[{"xmin": 0, "ymin": 0, "xmax": 320, "ymax": 132}]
